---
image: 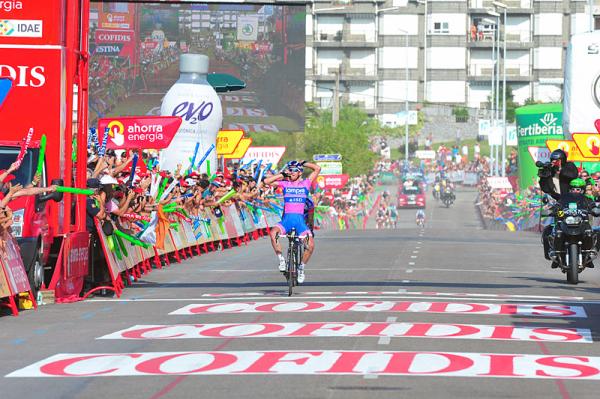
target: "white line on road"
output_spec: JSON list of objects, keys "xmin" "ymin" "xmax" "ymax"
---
[
  {"xmin": 408, "ymin": 262, "xmax": 415, "ymax": 266},
  {"xmin": 406, "ymin": 269, "xmax": 413, "ymax": 273},
  {"xmin": 159, "ymin": 267, "xmax": 558, "ymax": 275},
  {"xmin": 88, "ymin": 295, "xmax": 599, "ymax": 305}
]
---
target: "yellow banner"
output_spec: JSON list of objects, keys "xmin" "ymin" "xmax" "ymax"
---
[
  {"xmin": 546, "ymin": 139, "xmax": 595, "ymax": 162},
  {"xmin": 216, "ymin": 130, "xmax": 245, "ymax": 156},
  {"xmin": 572, "ymin": 133, "xmax": 600, "ymax": 160},
  {"xmin": 224, "ymin": 137, "xmax": 253, "ymax": 159}
]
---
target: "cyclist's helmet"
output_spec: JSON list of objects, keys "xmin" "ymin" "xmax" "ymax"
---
[
  {"xmin": 286, "ymin": 160, "xmax": 304, "ymax": 173},
  {"xmin": 550, "ymin": 149, "xmax": 567, "ymax": 164},
  {"xmin": 569, "ymin": 178, "xmax": 586, "ymax": 193}
]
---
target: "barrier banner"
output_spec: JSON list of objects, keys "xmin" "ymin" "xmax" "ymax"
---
[
  {"xmin": 95, "ymin": 220, "xmax": 127, "ymax": 284},
  {"xmin": 182, "ymin": 221, "xmax": 197, "ymax": 244},
  {"xmin": 463, "ymin": 172, "xmax": 479, "ymax": 186},
  {"xmin": 0, "ymin": 263, "xmax": 11, "ymax": 298},
  {"xmin": 222, "ymin": 210, "xmax": 239, "ymax": 239},
  {"xmin": 0, "ymin": 232, "xmax": 35, "ymax": 315},
  {"xmin": 54, "ymin": 231, "xmax": 90, "ymax": 299},
  {"xmin": 241, "ymin": 208, "xmax": 257, "ymax": 233},
  {"xmin": 228, "ymin": 205, "xmax": 246, "ymax": 237},
  {"xmin": 1, "ymin": 232, "xmax": 31, "ymax": 295}
]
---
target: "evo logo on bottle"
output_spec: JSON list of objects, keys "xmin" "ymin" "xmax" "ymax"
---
[{"xmin": 172, "ymin": 101, "xmax": 213, "ymax": 125}]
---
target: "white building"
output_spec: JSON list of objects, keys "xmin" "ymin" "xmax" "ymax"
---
[{"xmin": 305, "ymin": 0, "xmax": 597, "ymax": 125}]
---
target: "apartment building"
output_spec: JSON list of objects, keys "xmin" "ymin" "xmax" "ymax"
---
[{"xmin": 305, "ymin": 0, "xmax": 598, "ymax": 125}]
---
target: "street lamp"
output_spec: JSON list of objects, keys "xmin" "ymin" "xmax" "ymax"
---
[
  {"xmin": 483, "ymin": 16, "xmax": 499, "ymax": 175},
  {"xmin": 414, "ymin": 0, "xmax": 427, "ymax": 102},
  {"xmin": 397, "ymin": 28, "xmax": 410, "ymax": 162},
  {"xmin": 493, "ymin": 1, "xmax": 508, "ymax": 177}
]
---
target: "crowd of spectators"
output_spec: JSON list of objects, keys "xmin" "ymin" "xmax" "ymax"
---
[{"xmin": 0, "ymin": 129, "xmax": 392, "ymax": 295}]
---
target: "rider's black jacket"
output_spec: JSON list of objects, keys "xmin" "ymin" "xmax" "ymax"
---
[
  {"xmin": 558, "ymin": 192, "xmax": 595, "ymax": 211},
  {"xmin": 538, "ymin": 162, "xmax": 579, "ymax": 201}
]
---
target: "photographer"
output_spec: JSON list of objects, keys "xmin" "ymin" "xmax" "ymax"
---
[{"xmin": 537, "ymin": 149, "xmax": 578, "ymax": 200}]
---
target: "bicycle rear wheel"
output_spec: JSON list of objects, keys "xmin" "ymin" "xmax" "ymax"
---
[{"xmin": 287, "ymin": 241, "xmax": 295, "ymax": 296}]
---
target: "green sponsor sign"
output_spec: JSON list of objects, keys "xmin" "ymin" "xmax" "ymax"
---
[
  {"xmin": 515, "ymin": 103, "xmax": 564, "ymax": 191},
  {"xmin": 317, "ymin": 161, "xmax": 343, "ymax": 175}
]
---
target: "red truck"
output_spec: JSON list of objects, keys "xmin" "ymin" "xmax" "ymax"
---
[{"xmin": 0, "ymin": 0, "xmax": 90, "ymax": 297}]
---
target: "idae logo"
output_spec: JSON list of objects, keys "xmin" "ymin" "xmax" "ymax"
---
[
  {"xmin": 0, "ymin": 19, "xmax": 42, "ymax": 38},
  {"xmin": 518, "ymin": 113, "xmax": 563, "ymax": 137}
]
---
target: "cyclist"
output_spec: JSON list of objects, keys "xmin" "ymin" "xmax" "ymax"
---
[
  {"xmin": 416, "ymin": 209, "xmax": 426, "ymax": 226},
  {"xmin": 388, "ymin": 204, "xmax": 398, "ymax": 228},
  {"xmin": 263, "ymin": 160, "xmax": 321, "ymax": 283},
  {"xmin": 376, "ymin": 204, "xmax": 387, "ymax": 229}
]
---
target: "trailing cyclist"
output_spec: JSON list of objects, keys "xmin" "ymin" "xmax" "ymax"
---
[{"xmin": 263, "ymin": 160, "xmax": 321, "ymax": 283}]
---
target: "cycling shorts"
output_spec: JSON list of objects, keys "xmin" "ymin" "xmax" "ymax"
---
[{"xmin": 277, "ymin": 213, "xmax": 313, "ymax": 237}]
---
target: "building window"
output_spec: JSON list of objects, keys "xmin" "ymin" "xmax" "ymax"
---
[
  {"xmin": 595, "ymin": 16, "xmax": 600, "ymax": 31},
  {"xmin": 432, "ymin": 22, "xmax": 449, "ymax": 34}
]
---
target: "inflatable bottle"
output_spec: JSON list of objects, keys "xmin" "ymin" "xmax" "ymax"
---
[{"xmin": 160, "ymin": 54, "xmax": 222, "ymax": 173}]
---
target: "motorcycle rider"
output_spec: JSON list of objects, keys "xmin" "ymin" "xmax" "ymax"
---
[
  {"xmin": 545, "ymin": 178, "xmax": 596, "ymax": 268},
  {"xmin": 539, "ymin": 149, "xmax": 580, "ymax": 266}
]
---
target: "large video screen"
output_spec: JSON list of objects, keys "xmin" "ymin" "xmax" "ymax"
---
[{"xmin": 89, "ymin": 2, "xmax": 306, "ymax": 132}]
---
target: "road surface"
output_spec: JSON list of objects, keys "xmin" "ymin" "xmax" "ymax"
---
[{"xmin": 1, "ymin": 187, "xmax": 600, "ymax": 398}]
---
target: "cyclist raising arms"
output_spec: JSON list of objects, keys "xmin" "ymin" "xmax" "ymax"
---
[{"xmin": 263, "ymin": 160, "xmax": 321, "ymax": 283}]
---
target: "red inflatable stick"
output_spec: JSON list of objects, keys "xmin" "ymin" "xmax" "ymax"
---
[
  {"xmin": 15, "ymin": 128, "xmax": 34, "ymax": 168},
  {"xmin": 174, "ymin": 211, "xmax": 192, "ymax": 223},
  {"xmin": 121, "ymin": 213, "xmax": 151, "ymax": 223}
]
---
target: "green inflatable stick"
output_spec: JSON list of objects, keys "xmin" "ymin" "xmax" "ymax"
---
[
  {"xmin": 114, "ymin": 238, "xmax": 123, "ymax": 260},
  {"xmin": 114, "ymin": 229, "xmax": 149, "ymax": 248},
  {"xmin": 215, "ymin": 189, "xmax": 236, "ymax": 204},
  {"xmin": 36, "ymin": 134, "xmax": 47, "ymax": 176},
  {"xmin": 106, "ymin": 234, "xmax": 115, "ymax": 252},
  {"xmin": 56, "ymin": 186, "xmax": 94, "ymax": 195},
  {"xmin": 217, "ymin": 217, "xmax": 225, "ymax": 234},
  {"xmin": 115, "ymin": 233, "xmax": 128, "ymax": 258},
  {"xmin": 156, "ymin": 178, "xmax": 168, "ymax": 200}
]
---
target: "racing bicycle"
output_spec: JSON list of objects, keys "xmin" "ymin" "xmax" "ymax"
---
[{"xmin": 283, "ymin": 228, "xmax": 305, "ymax": 296}]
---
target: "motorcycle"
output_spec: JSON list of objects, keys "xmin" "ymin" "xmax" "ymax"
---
[
  {"xmin": 440, "ymin": 188, "xmax": 455, "ymax": 208},
  {"xmin": 544, "ymin": 199, "xmax": 600, "ymax": 284}
]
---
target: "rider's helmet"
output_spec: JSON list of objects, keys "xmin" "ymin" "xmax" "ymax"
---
[
  {"xmin": 286, "ymin": 160, "xmax": 304, "ymax": 172},
  {"xmin": 569, "ymin": 178, "xmax": 586, "ymax": 194},
  {"xmin": 284, "ymin": 161, "xmax": 304, "ymax": 180},
  {"xmin": 550, "ymin": 149, "xmax": 567, "ymax": 167}
]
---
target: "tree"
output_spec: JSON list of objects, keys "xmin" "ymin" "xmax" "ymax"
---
[
  {"xmin": 303, "ymin": 105, "xmax": 377, "ymax": 176},
  {"xmin": 249, "ymin": 104, "xmax": 378, "ymax": 176}
]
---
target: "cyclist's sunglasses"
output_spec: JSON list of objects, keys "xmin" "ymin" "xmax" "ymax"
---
[{"xmin": 288, "ymin": 167, "xmax": 303, "ymax": 173}]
